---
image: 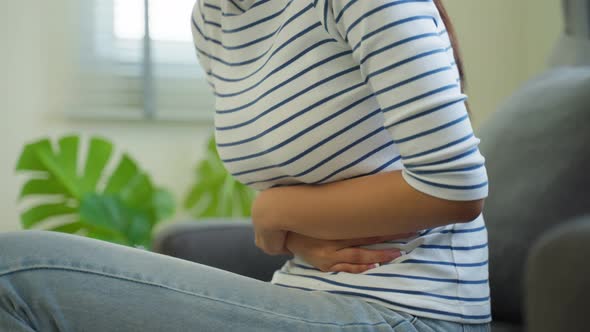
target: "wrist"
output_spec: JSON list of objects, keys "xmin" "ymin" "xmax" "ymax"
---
[
  {"xmin": 252, "ymin": 189, "xmax": 282, "ymax": 232},
  {"xmin": 253, "ymin": 186, "xmax": 302, "ymax": 231}
]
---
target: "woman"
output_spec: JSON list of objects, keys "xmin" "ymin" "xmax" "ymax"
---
[{"xmin": 0, "ymin": 0, "xmax": 490, "ymax": 331}]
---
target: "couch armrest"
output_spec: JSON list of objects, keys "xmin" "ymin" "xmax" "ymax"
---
[
  {"xmin": 525, "ymin": 215, "xmax": 590, "ymax": 332},
  {"xmin": 152, "ymin": 219, "xmax": 290, "ymax": 281}
]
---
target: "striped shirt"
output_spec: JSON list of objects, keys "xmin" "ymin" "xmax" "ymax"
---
[{"xmin": 191, "ymin": 0, "xmax": 490, "ymax": 324}]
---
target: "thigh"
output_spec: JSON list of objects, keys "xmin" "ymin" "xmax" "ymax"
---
[
  {"xmin": 366, "ymin": 302, "xmax": 490, "ymax": 332},
  {"xmin": 0, "ymin": 231, "xmax": 416, "ymax": 332},
  {"xmin": 409, "ymin": 315, "xmax": 491, "ymax": 332}
]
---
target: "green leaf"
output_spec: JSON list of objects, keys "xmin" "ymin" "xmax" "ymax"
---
[
  {"xmin": 127, "ymin": 215, "xmax": 152, "ymax": 248},
  {"xmin": 236, "ymin": 184, "xmax": 248, "ymax": 217},
  {"xmin": 200, "ymin": 192, "xmax": 219, "ymax": 218},
  {"xmin": 86, "ymin": 228, "xmax": 128, "ymax": 246},
  {"xmin": 104, "ymin": 155, "xmax": 139, "ymax": 194},
  {"xmin": 232, "ymin": 180, "xmax": 250, "ymax": 217},
  {"xmin": 79, "ymin": 193, "xmax": 128, "ymax": 234},
  {"xmin": 197, "ymin": 159, "xmax": 221, "ymax": 184},
  {"xmin": 184, "ymin": 134, "xmax": 255, "ymax": 218},
  {"xmin": 120, "ymin": 173, "xmax": 153, "ymax": 209},
  {"xmin": 19, "ymin": 178, "xmax": 65, "ymax": 199},
  {"xmin": 80, "ymin": 193, "xmax": 154, "ymax": 248},
  {"xmin": 207, "ymin": 134, "xmax": 217, "ymax": 154},
  {"xmin": 81, "ymin": 137, "xmax": 113, "ymax": 192},
  {"xmin": 231, "ymin": 180, "xmax": 254, "ymax": 217},
  {"xmin": 37, "ymin": 148, "xmax": 80, "ymax": 198},
  {"xmin": 243, "ymin": 187, "xmax": 255, "ymax": 216},
  {"xmin": 49, "ymin": 221, "xmax": 84, "ymax": 234},
  {"xmin": 152, "ymin": 189, "xmax": 175, "ymax": 222},
  {"xmin": 21, "ymin": 203, "xmax": 77, "ymax": 228},
  {"xmin": 16, "ymin": 139, "xmax": 53, "ymax": 171},
  {"xmin": 219, "ymin": 174, "xmax": 235, "ymax": 216},
  {"xmin": 57, "ymin": 136, "xmax": 79, "ymax": 179},
  {"xmin": 183, "ymin": 179, "xmax": 206, "ymax": 209}
]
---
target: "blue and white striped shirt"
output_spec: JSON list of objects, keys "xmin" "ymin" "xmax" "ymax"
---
[{"xmin": 192, "ymin": 0, "xmax": 490, "ymax": 324}]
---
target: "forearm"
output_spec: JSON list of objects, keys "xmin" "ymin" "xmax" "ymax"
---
[{"xmin": 254, "ymin": 170, "xmax": 483, "ymax": 240}]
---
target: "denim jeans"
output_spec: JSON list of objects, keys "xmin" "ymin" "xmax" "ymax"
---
[{"xmin": 0, "ymin": 231, "xmax": 491, "ymax": 331}]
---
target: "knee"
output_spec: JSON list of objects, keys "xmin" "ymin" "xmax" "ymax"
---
[
  {"xmin": 0, "ymin": 230, "xmax": 40, "ymax": 256},
  {"xmin": 0, "ymin": 230, "xmax": 74, "ymax": 268},
  {"xmin": 0, "ymin": 230, "xmax": 54, "ymax": 249}
]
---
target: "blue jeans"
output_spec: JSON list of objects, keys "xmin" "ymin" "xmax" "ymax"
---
[{"xmin": 0, "ymin": 231, "xmax": 490, "ymax": 331}]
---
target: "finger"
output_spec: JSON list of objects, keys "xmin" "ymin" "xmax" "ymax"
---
[
  {"xmin": 337, "ymin": 247, "xmax": 402, "ymax": 265},
  {"xmin": 343, "ymin": 233, "xmax": 418, "ymax": 247},
  {"xmin": 328, "ymin": 263, "xmax": 379, "ymax": 274}
]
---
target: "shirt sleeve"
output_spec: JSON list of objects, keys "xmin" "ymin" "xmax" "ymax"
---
[
  {"xmin": 191, "ymin": 1, "xmax": 215, "ymax": 90},
  {"xmin": 326, "ymin": 0, "xmax": 488, "ymax": 201}
]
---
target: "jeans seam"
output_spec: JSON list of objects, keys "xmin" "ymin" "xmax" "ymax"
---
[{"xmin": 1, "ymin": 264, "xmax": 390, "ymax": 329}]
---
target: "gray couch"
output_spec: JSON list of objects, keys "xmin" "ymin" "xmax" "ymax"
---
[
  {"xmin": 473, "ymin": 65, "xmax": 590, "ymax": 331},
  {"xmin": 154, "ymin": 27, "xmax": 590, "ymax": 332}
]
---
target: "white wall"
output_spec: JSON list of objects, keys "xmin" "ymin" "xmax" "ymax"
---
[
  {"xmin": 444, "ymin": 0, "xmax": 563, "ymax": 125},
  {"xmin": 523, "ymin": 0, "xmax": 564, "ymax": 78},
  {"xmin": 0, "ymin": 0, "xmax": 563, "ymax": 232},
  {"xmin": 444, "ymin": 0, "xmax": 527, "ymax": 126},
  {"xmin": 0, "ymin": 0, "xmax": 212, "ymax": 233}
]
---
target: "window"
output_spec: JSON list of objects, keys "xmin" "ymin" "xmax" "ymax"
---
[{"xmin": 72, "ymin": 0, "xmax": 213, "ymax": 121}]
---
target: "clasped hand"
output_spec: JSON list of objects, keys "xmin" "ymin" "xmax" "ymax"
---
[
  {"xmin": 252, "ymin": 188, "xmax": 411, "ymax": 273},
  {"xmin": 255, "ymin": 226, "xmax": 410, "ymax": 273}
]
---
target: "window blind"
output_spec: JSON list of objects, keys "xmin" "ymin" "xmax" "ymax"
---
[{"xmin": 72, "ymin": 0, "xmax": 213, "ymax": 121}]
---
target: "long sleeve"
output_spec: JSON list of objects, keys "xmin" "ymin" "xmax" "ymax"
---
[{"xmin": 325, "ymin": 0, "xmax": 488, "ymax": 201}]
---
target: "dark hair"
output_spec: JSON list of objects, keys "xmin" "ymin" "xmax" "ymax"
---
[
  {"xmin": 433, "ymin": 0, "xmax": 470, "ymax": 115},
  {"xmin": 432, "ymin": 0, "xmax": 466, "ymax": 86}
]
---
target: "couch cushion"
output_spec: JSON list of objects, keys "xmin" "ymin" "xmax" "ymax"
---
[
  {"xmin": 153, "ymin": 219, "xmax": 290, "ymax": 282},
  {"xmin": 491, "ymin": 321, "xmax": 522, "ymax": 332},
  {"xmin": 478, "ymin": 67, "xmax": 590, "ymax": 323},
  {"xmin": 525, "ymin": 216, "xmax": 590, "ymax": 332}
]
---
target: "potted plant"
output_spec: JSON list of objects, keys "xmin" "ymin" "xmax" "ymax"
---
[
  {"xmin": 16, "ymin": 135, "xmax": 175, "ymax": 250},
  {"xmin": 184, "ymin": 135, "xmax": 255, "ymax": 218}
]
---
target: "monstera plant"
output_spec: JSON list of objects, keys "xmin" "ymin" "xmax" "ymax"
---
[
  {"xmin": 184, "ymin": 135, "xmax": 256, "ymax": 218},
  {"xmin": 16, "ymin": 135, "xmax": 175, "ymax": 249}
]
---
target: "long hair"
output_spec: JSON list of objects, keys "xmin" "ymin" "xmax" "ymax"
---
[
  {"xmin": 432, "ymin": 0, "xmax": 470, "ymax": 114},
  {"xmin": 432, "ymin": 0, "xmax": 466, "ymax": 86}
]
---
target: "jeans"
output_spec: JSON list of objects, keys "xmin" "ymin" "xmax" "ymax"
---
[{"xmin": 0, "ymin": 231, "xmax": 491, "ymax": 331}]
